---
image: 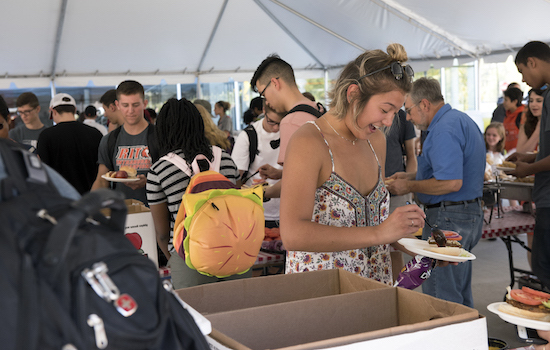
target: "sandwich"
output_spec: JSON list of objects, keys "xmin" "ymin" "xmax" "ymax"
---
[
  {"xmin": 105, "ymin": 166, "xmax": 138, "ymax": 179},
  {"xmin": 426, "ymin": 229, "xmax": 466, "ymax": 256},
  {"xmin": 498, "ymin": 286, "xmax": 550, "ymax": 322}
]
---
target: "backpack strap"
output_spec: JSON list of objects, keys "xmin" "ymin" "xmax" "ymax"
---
[
  {"xmin": 160, "ymin": 146, "xmax": 223, "ymax": 177},
  {"xmin": 241, "ymin": 125, "xmax": 258, "ymax": 182},
  {"xmin": 106, "ymin": 126, "xmax": 122, "ymax": 170},
  {"xmin": 0, "ymin": 139, "xmax": 53, "ymax": 201},
  {"xmin": 286, "ymin": 103, "xmax": 326, "ymax": 118}
]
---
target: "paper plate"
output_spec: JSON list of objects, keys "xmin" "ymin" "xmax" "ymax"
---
[
  {"xmin": 397, "ymin": 238, "xmax": 475, "ymax": 262},
  {"xmin": 487, "ymin": 302, "xmax": 550, "ymax": 331},
  {"xmin": 101, "ymin": 175, "xmax": 139, "ymax": 182}
]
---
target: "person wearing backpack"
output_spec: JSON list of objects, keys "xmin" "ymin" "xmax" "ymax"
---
[
  {"xmin": 250, "ymin": 54, "xmax": 326, "ymax": 198},
  {"xmin": 146, "ymin": 98, "xmax": 244, "ymax": 289},
  {"xmin": 232, "ymin": 103, "xmax": 284, "ymax": 228},
  {"xmin": 91, "ymin": 80, "xmax": 159, "ymax": 205}
]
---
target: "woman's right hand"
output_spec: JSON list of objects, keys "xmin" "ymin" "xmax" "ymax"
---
[{"xmin": 380, "ymin": 204, "xmax": 426, "ymax": 242}]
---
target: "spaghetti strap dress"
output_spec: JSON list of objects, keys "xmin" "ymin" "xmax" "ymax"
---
[{"xmin": 285, "ymin": 121, "xmax": 392, "ymax": 285}]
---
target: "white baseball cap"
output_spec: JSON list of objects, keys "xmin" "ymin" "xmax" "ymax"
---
[{"xmin": 50, "ymin": 93, "xmax": 76, "ymax": 109}]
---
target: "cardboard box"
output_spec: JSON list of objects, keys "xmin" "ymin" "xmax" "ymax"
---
[
  {"xmin": 176, "ymin": 270, "xmax": 485, "ymax": 349},
  {"xmin": 124, "ymin": 199, "xmax": 158, "ymax": 268},
  {"xmin": 176, "ymin": 269, "xmax": 390, "ymax": 315}
]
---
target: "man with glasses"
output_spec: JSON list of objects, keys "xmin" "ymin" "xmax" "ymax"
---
[
  {"xmin": 387, "ymin": 77, "xmax": 485, "ymax": 307},
  {"xmin": 100, "ymin": 89, "xmax": 124, "ymax": 133},
  {"xmin": 232, "ymin": 103, "xmax": 284, "ymax": 228},
  {"xmin": 9, "ymin": 92, "xmax": 47, "ymax": 150},
  {"xmin": 250, "ymin": 54, "xmax": 325, "ymax": 198}
]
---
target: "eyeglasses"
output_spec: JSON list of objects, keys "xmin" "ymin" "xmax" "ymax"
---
[
  {"xmin": 17, "ymin": 106, "xmax": 37, "ymax": 117},
  {"xmin": 264, "ymin": 114, "xmax": 280, "ymax": 126},
  {"xmin": 358, "ymin": 62, "xmax": 414, "ymax": 83},
  {"xmin": 404, "ymin": 103, "xmax": 418, "ymax": 115},
  {"xmin": 259, "ymin": 77, "xmax": 279, "ymax": 98}
]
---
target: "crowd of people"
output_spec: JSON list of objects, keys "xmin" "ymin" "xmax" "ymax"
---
[{"xmin": 3, "ymin": 39, "xmax": 550, "ymax": 343}]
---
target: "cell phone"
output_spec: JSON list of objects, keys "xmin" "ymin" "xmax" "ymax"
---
[{"xmin": 517, "ymin": 325, "xmax": 548, "ymax": 345}]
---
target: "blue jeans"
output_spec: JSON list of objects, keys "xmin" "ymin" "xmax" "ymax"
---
[
  {"xmin": 421, "ymin": 200, "xmax": 483, "ymax": 307},
  {"xmin": 533, "ymin": 207, "xmax": 550, "ymax": 289}
]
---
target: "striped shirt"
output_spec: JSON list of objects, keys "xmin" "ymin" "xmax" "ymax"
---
[{"xmin": 146, "ymin": 148, "xmax": 239, "ymax": 252}]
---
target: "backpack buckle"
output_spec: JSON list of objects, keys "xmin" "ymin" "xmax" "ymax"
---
[{"xmin": 82, "ymin": 262, "xmax": 138, "ymax": 317}]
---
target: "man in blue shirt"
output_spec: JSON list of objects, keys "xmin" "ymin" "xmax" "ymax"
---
[{"xmin": 387, "ymin": 77, "xmax": 485, "ymax": 307}]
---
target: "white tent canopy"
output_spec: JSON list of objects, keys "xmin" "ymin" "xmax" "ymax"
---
[{"xmin": 2, "ymin": 0, "xmax": 549, "ymax": 89}]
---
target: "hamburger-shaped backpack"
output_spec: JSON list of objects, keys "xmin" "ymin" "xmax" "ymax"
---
[{"xmin": 160, "ymin": 146, "xmax": 264, "ymax": 278}]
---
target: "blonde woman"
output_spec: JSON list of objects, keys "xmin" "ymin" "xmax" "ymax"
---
[
  {"xmin": 194, "ymin": 103, "xmax": 230, "ymax": 151},
  {"xmin": 280, "ymin": 44, "xmax": 425, "ymax": 284}
]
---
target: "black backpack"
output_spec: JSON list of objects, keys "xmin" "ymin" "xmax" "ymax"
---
[
  {"xmin": 240, "ymin": 124, "xmax": 259, "ymax": 183},
  {"xmin": 286, "ymin": 102, "xmax": 327, "ymax": 118},
  {"xmin": 240, "ymin": 103, "xmax": 326, "ymax": 183},
  {"xmin": 0, "ymin": 140, "xmax": 208, "ymax": 350}
]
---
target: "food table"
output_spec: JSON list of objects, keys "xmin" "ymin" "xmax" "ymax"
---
[
  {"xmin": 482, "ymin": 206, "xmax": 536, "ymax": 289},
  {"xmin": 483, "ymin": 179, "xmax": 534, "ymax": 222}
]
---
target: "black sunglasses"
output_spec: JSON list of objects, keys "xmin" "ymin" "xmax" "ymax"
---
[{"xmin": 358, "ymin": 62, "xmax": 414, "ymax": 82}]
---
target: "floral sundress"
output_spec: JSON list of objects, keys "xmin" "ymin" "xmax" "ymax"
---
[{"xmin": 285, "ymin": 121, "xmax": 392, "ymax": 285}]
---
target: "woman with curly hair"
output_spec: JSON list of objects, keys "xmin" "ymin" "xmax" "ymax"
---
[{"xmin": 146, "ymin": 98, "xmax": 241, "ymax": 288}]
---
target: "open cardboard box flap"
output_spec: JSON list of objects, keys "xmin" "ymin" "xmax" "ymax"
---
[
  {"xmin": 176, "ymin": 269, "xmax": 389, "ymax": 315},
  {"xmin": 205, "ymin": 287, "xmax": 479, "ymax": 350},
  {"xmin": 125, "ymin": 199, "xmax": 150, "ymax": 214}
]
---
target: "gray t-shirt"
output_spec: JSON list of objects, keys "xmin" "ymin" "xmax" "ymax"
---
[
  {"xmin": 534, "ymin": 89, "xmax": 550, "ymax": 208},
  {"xmin": 218, "ymin": 115, "xmax": 233, "ymax": 133},
  {"xmin": 9, "ymin": 125, "xmax": 48, "ymax": 149},
  {"xmin": 385, "ymin": 109, "xmax": 416, "ymax": 177},
  {"xmin": 97, "ymin": 126, "xmax": 152, "ymax": 204}
]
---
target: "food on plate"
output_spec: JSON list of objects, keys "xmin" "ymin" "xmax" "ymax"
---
[
  {"xmin": 498, "ymin": 286, "xmax": 550, "ymax": 321},
  {"xmin": 105, "ymin": 166, "xmax": 137, "ymax": 179},
  {"xmin": 430, "ymin": 228, "xmax": 447, "ymax": 247},
  {"xmin": 427, "ymin": 229, "xmax": 462, "ymax": 248},
  {"xmin": 514, "ymin": 176, "xmax": 535, "ymax": 183},
  {"xmin": 501, "ymin": 161, "xmax": 516, "ymax": 168},
  {"xmin": 425, "ymin": 246, "xmax": 467, "ymax": 257}
]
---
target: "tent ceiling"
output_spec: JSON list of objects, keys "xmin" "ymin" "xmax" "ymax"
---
[{"xmin": 1, "ymin": 0, "xmax": 549, "ymax": 89}]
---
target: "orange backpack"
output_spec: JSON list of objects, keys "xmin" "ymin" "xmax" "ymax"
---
[{"xmin": 161, "ymin": 147, "xmax": 264, "ymax": 278}]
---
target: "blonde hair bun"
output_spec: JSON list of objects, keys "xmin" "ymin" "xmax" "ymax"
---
[{"xmin": 387, "ymin": 43, "xmax": 408, "ymax": 63}]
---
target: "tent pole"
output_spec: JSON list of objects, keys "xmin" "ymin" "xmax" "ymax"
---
[
  {"xmin": 324, "ymin": 69, "xmax": 329, "ymax": 105},
  {"xmin": 196, "ymin": 76, "xmax": 202, "ymax": 99},
  {"xmin": 233, "ymin": 80, "xmax": 241, "ymax": 131},
  {"xmin": 474, "ymin": 59, "xmax": 480, "ymax": 111},
  {"xmin": 176, "ymin": 83, "xmax": 182, "ymax": 100},
  {"xmin": 50, "ymin": 0, "xmax": 69, "ymax": 79},
  {"xmin": 50, "ymin": 80, "xmax": 56, "ymax": 98}
]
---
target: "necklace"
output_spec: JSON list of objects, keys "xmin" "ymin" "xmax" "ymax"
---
[{"xmin": 322, "ymin": 116, "xmax": 358, "ymax": 145}]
